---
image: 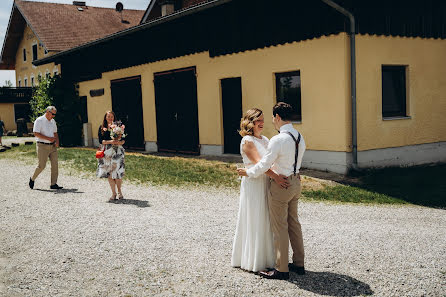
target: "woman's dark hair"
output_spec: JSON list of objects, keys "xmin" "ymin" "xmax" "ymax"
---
[
  {"xmin": 272, "ymin": 102, "xmax": 293, "ymax": 121},
  {"xmin": 100, "ymin": 111, "xmax": 116, "ymax": 135}
]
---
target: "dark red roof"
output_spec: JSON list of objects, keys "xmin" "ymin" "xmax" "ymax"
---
[
  {"xmin": 1, "ymin": 0, "xmax": 144, "ymax": 69},
  {"xmin": 16, "ymin": 0, "xmax": 144, "ymax": 51}
]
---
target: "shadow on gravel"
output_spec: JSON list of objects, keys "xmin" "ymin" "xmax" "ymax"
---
[
  {"xmin": 108, "ymin": 199, "xmax": 150, "ymax": 208},
  {"xmin": 35, "ymin": 188, "xmax": 84, "ymax": 194},
  {"xmin": 289, "ymin": 271, "xmax": 373, "ymax": 296}
]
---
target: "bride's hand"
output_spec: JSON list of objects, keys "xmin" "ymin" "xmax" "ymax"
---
[{"xmin": 273, "ymin": 174, "xmax": 290, "ymax": 189}]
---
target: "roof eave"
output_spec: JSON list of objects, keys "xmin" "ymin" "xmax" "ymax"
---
[
  {"xmin": 140, "ymin": 0, "xmax": 156, "ymax": 24},
  {"xmin": 14, "ymin": 0, "xmax": 48, "ymax": 52},
  {"xmin": 0, "ymin": 2, "xmax": 19, "ymax": 69},
  {"xmin": 33, "ymin": 0, "xmax": 232, "ymax": 66}
]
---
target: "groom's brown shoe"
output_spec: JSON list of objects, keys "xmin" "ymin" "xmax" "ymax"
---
[
  {"xmin": 288, "ymin": 263, "xmax": 305, "ymax": 275},
  {"xmin": 259, "ymin": 269, "xmax": 289, "ymax": 280}
]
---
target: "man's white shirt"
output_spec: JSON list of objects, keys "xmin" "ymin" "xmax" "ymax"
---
[
  {"xmin": 33, "ymin": 115, "xmax": 57, "ymax": 143},
  {"xmin": 246, "ymin": 123, "xmax": 306, "ymax": 178}
]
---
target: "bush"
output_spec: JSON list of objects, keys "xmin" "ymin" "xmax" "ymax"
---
[
  {"xmin": 29, "ymin": 77, "xmax": 53, "ymax": 122},
  {"xmin": 29, "ymin": 75, "xmax": 82, "ymax": 146}
]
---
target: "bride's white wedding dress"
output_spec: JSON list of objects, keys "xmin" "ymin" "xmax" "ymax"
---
[{"xmin": 231, "ymin": 135, "xmax": 275, "ymax": 272}]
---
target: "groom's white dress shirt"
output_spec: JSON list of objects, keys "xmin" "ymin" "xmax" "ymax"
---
[{"xmin": 246, "ymin": 123, "xmax": 306, "ymax": 178}]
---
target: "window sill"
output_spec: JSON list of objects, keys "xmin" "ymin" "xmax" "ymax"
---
[{"xmin": 382, "ymin": 116, "xmax": 411, "ymax": 121}]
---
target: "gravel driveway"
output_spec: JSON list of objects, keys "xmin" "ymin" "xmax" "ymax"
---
[{"xmin": 0, "ymin": 159, "xmax": 445, "ymax": 297}]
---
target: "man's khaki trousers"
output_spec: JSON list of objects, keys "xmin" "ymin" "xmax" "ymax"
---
[
  {"xmin": 32, "ymin": 143, "xmax": 58, "ymax": 185},
  {"xmin": 268, "ymin": 174, "xmax": 304, "ymax": 272}
]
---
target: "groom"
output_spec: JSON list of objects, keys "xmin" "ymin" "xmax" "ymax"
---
[{"xmin": 238, "ymin": 102, "xmax": 306, "ymax": 280}]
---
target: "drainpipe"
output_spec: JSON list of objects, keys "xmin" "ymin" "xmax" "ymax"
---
[{"xmin": 321, "ymin": 0, "xmax": 358, "ymax": 170}]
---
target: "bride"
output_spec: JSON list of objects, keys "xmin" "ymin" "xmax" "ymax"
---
[{"xmin": 231, "ymin": 108, "xmax": 289, "ymax": 272}]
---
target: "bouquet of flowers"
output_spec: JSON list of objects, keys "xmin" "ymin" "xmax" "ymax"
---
[{"xmin": 109, "ymin": 121, "xmax": 126, "ymax": 140}]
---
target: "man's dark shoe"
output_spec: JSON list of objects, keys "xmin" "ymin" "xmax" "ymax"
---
[
  {"xmin": 259, "ymin": 269, "xmax": 289, "ymax": 280},
  {"xmin": 50, "ymin": 184, "xmax": 63, "ymax": 190},
  {"xmin": 29, "ymin": 178, "xmax": 34, "ymax": 189},
  {"xmin": 288, "ymin": 263, "xmax": 305, "ymax": 275}
]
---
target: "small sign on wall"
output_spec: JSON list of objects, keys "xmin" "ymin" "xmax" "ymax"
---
[{"xmin": 89, "ymin": 88, "xmax": 104, "ymax": 97}]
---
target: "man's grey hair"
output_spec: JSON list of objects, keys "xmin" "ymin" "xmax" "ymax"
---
[{"xmin": 46, "ymin": 106, "xmax": 57, "ymax": 113}]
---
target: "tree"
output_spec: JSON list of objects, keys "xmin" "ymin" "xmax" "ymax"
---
[
  {"xmin": 29, "ymin": 75, "xmax": 83, "ymax": 146},
  {"xmin": 29, "ymin": 77, "xmax": 53, "ymax": 122}
]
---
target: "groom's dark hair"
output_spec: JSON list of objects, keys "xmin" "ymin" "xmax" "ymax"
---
[{"xmin": 273, "ymin": 102, "xmax": 293, "ymax": 121}]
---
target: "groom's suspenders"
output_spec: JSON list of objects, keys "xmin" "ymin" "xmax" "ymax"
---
[{"xmin": 285, "ymin": 132, "xmax": 301, "ymax": 176}]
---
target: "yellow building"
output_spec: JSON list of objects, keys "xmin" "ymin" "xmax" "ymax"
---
[
  {"xmin": 0, "ymin": 0, "xmax": 144, "ymax": 131},
  {"xmin": 35, "ymin": 0, "xmax": 446, "ymax": 173}
]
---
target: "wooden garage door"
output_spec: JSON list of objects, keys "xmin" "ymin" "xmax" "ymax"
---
[
  {"xmin": 154, "ymin": 67, "xmax": 200, "ymax": 154},
  {"xmin": 111, "ymin": 76, "xmax": 145, "ymax": 150}
]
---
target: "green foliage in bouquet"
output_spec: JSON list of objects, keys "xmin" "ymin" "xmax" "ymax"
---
[{"xmin": 29, "ymin": 75, "xmax": 83, "ymax": 147}]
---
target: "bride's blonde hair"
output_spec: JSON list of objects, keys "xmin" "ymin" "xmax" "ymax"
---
[{"xmin": 239, "ymin": 108, "xmax": 263, "ymax": 137}]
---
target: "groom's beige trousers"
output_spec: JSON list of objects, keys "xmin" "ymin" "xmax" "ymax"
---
[{"xmin": 268, "ymin": 174, "xmax": 304, "ymax": 272}]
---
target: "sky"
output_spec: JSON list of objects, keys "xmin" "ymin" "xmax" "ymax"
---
[{"xmin": 0, "ymin": 0, "xmax": 150, "ymax": 86}]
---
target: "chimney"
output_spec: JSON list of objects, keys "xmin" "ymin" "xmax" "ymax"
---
[
  {"xmin": 159, "ymin": 0, "xmax": 175, "ymax": 17},
  {"xmin": 73, "ymin": 1, "xmax": 86, "ymax": 6}
]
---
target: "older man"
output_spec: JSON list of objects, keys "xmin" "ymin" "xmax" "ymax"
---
[{"xmin": 29, "ymin": 106, "xmax": 63, "ymax": 190}]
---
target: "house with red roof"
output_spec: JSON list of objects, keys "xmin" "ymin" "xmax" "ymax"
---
[{"xmin": 0, "ymin": 0, "xmax": 144, "ymax": 131}]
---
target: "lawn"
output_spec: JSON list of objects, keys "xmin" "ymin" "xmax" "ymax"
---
[
  {"xmin": 349, "ymin": 165, "xmax": 446, "ymax": 208},
  {"xmin": 1, "ymin": 143, "xmax": 444, "ymax": 207},
  {"xmin": 0, "ymin": 143, "xmax": 239, "ymax": 188}
]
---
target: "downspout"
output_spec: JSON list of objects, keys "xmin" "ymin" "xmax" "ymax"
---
[{"xmin": 321, "ymin": 0, "xmax": 358, "ymax": 170}]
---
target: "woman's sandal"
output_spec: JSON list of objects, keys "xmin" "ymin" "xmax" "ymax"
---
[
  {"xmin": 118, "ymin": 193, "xmax": 124, "ymax": 200},
  {"xmin": 109, "ymin": 194, "xmax": 117, "ymax": 202}
]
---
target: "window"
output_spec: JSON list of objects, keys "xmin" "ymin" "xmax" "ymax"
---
[
  {"xmin": 23, "ymin": 48, "xmax": 26, "ymax": 62},
  {"xmin": 32, "ymin": 44, "xmax": 38, "ymax": 61},
  {"xmin": 31, "ymin": 75, "xmax": 35, "ymax": 87},
  {"xmin": 24, "ymin": 78, "xmax": 28, "ymax": 87},
  {"xmin": 46, "ymin": 71, "xmax": 50, "ymax": 79},
  {"xmin": 382, "ymin": 66, "xmax": 407, "ymax": 118},
  {"xmin": 18, "ymin": 79, "xmax": 21, "ymax": 87},
  {"xmin": 275, "ymin": 71, "xmax": 302, "ymax": 121}
]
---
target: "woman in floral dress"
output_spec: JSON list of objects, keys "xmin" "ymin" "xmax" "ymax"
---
[{"xmin": 97, "ymin": 111, "xmax": 125, "ymax": 201}]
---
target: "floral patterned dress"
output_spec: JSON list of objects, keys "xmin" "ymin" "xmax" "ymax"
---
[{"xmin": 96, "ymin": 126, "xmax": 125, "ymax": 179}]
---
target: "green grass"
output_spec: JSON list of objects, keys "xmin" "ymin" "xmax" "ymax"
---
[
  {"xmin": 302, "ymin": 185, "xmax": 408, "ymax": 205},
  {"xmin": 303, "ymin": 164, "xmax": 446, "ymax": 208},
  {"xmin": 1, "ymin": 143, "xmax": 445, "ymax": 207},
  {"xmin": 0, "ymin": 144, "xmax": 240, "ymax": 188},
  {"xmin": 353, "ymin": 165, "xmax": 446, "ymax": 208}
]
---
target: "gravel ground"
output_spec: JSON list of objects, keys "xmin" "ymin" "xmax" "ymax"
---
[
  {"xmin": 0, "ymin": 158, "xmax": 445, "ymax": 297},
  {"xmin": 1, "ymin": 137, "xmax": 35, "ymax": 146}
]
